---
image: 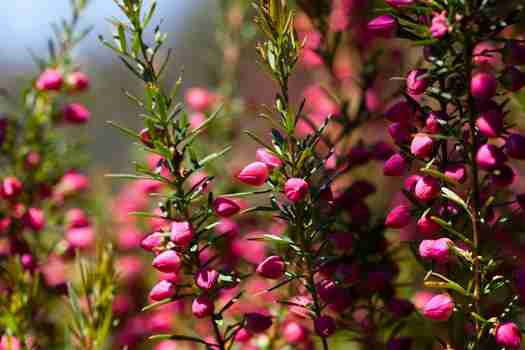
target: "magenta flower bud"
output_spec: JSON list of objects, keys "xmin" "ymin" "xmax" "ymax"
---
[
  {"xmin": 195, "ymin": 268, "xmax": 219, "ymax": 290},
  {"xmin": 317, "ymin": 279, "xmax": 338, "ymax": 302},
  {"xmin": 141, "ymin": 232, "xmax": 165, "ymax": 251},
  {"xmin": 388, "ymin": 122, "xmax": 412, "ymax": 144},
  {"xmin": 192, "ymin": 295, "xmax": 214, "ymax": 318},
  {"xmin": 476, "ymin": 109, "xmax": 503, "ymax": 138},
  {"xmin": 170, "ymin": 221, "xmax": 194, "ymax": 247},
  {"xmin": 387, "ymin": 337, "xmax": 413, "ymax": 350},
  {"xmin": 234, "ymin": 328, "xmax": 252, "ymax": 343},
  {"xmin": 411, "ymin": 133, "xmax": 434, "ymax": 158},
  {"xmin": 491, "ymin": 164, "xmax": 515, "ymax": 188},
  {"xmin": 284, "ymin": 178, "xmax": 309, "ymax": 202},
  {"xmin": 237, "ymin": 162, "xmax": 269, "ymax": 186},
  {"xmin": 314, "ymin": 315, "xmax": 336, "ymax": 338},
  {"xmin": 425, "ymin": 113, "xmax": 441, "ymax": 134},
  {"xmin": 67, "ymin": 71, "xmax": 90, "ymax": 92},
  {"xmin": 63, "ymin": 103, "xmax": 90, "ymax": 124},
  {"xmin": 367, "ymin": 15, "xmax": 398, "ymax": 38},
  {"xmin": 283, "ymin": 322, "xmax": 307, "ymax": 344},
  {"xmin": 66, "ymin": 208, "xmax": 89, "ymax": 228},
  {"xmin": 416, "ymin": 214, "xmax": 440, "ymax": 235},
  {"xmin": 383, "ymin": 153, "xmax": 407, "ymax": 177},
  {"xmin": 385, "ymin": 100, "xmax": 413, "ymax": 124},
  {"xmin": 419, "ymin": 238, "xmax": 452, "ymax": 264},
  {"xmin": 473, "ymin": 41, "xmax": 501, "ymax": 67},
  {"xmin": 20, "ymin": 254, "xmax": 36, "ymax": 271},
  {"xmin": 495, "ymin": 322, "xmax": 522, "ymax": 349},
  {"xmin": 213, "ymin": 197, "xmax": 240, "ymax": 217},
  {"xmin": 430, "ymin": 12, "xmax": 449, "ymax": 39},
  {"xmin": 385, "ymin": 0, "xmax": 415, "ymax": 8},
  {"xmin": 504, "ymin": 41, "xmax": 525, "ymax": 66},
  {"xmin": 471, "ymin": 72, "xmax": 498, "ymax": 101},
  {"xmin": 139, "ymin": 128, "xmax": 153, "ymax": 147},
  {"xmin": 0, "ymin": 335, "xmax": 21, "ymax": 350},
  {"xmin": 149, "ymin": 280, "xmax": 176, "ymax": 301},
  {"xmin": 444, "ymin": 163, "xmax": 467, "ymax": 183},
  {"xmin": 414, "ymin": 176, "xmax": 440, "ymax": 202},
  {"xmin": 36, "ymin": 69, "xmax": 63, "ymax": 91},
  {"xmin": 501, "ymin": 66, "xmax": 525, "ymax": 92},
  {"xmin": 245, "ymin": 313, "xmax": 273, "ymax": 334},
  {"xmin": 422, "ymin": 293, "xmax": 454, "ymax": 321},
  {"xmin": 255, "ymin": 148, "xmax": 282, "ymax": 169},
  {"xmin": 406, "ymin": 69, "xmax": 429, "ymax": 95},
  {"xmin": 385, "ymin": 205, "xmax": 411, "ymax": 229},
  {"xmin": 215, "ymin": 218, "xmax": 239, "ymax": 237},
  {"xmin": 185, "ymin": 87, "xmax": 214, "ymax": 112},
  {"xmin": 506, "ymin": 133, "xmax": 525, "ymax": 159},
  {"xmin": 1, "ymin": 177, "xmax": 22, "ymax": 199},
  {"xmin": 256, "ymin": 255, "xmax": 285, "ymax": 279},
  {"xmin": 152, "ymin": 250, "xmax": 181, "ymax": 273},
  {"xmin": 476, "ymin": 144, "xmax": 507, "ymax": 170},
  {"xmin": 24, "ymin": 207, "xmax": 46, "ymax": 231}
]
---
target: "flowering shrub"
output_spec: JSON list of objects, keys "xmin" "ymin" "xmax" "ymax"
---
[{"xmin": 2, "ymin": 0, "xmax": 525, "ymax": 349}]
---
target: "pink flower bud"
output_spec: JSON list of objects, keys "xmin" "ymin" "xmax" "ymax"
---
[
  {"xmin": 20, "ymin": 254, "xmax": 36, "ymax": 271},
  {"xmin": 385, "ymin": 0, "xmax": 415, "ymax": 8},
  {"xmin": 192, "ymin": 295, "xmax": 214, "ymax": 318},
  {"xmin": 385, "ymin": 100, "xmax": 413, "ymax": 124},
  {"xmin": 365, "ymin": 88, "xmax": 382, "ymax": 113},
  {"xmin": 416, "ymin": 214, "xmax": 440, "ymax": 235},
  {"xmin": 476, "ymin": 144, "xmax": 507, "ymax": 170},
  {"xmin": 425, "ymin": 113, "xmax": 442, "ymax": 134},
  {"xmin": 213, "ymin": 197, "xmax": 240, "ymax": 217},
  {"xmin": 283, "ymin": 322, "xmax": 307, "ymax": 343},
  {"xmin": 385, "ymin": 205, "xmax": 411, "ymax": 229},
  {"xmin": 141, "ymin": 232, "xmax": 165, "ymax": 251},
  {"xmin": 215, "ymin": 218, "xmax": 239, "ymax": 237},
  {"xmin": 1, "ymin": 177, "xmax": 22, "ymax": 199},
  {"xmin": 63, "ymin": 103, "xmax": 90, "ymax": 124},
  {"xmin": 414, "ymin": 176, "xmax": 440, "ymax": 202},
  {"xmin": 256, "ymin": 256, "xmax": 285, "ymax": 279},
  {"xmin": 411, "ymin": 133, "xmax": 434, "ymax": 158},
  {"xmin": 25, "ymin": 151, "xmax": 41, "ymax": 168},
  {"xmin": 55, "ymin": 171, "xmax": 89, "ymax": 196},
  {"xmin": 66, "ymin": 225, "xmax": 95, "ymax": 249},
  {"xmin": 149, "ymin": 280, "xmax": 176, "ymax": 301},
  {"xmin": 506, "ymin": 133, "xmax": 525, "ymax": 159},
  {"xmin": 444, "ymin": 163, "xmax": 467, "ymax": 183},
  {"xmin": 152, "ymin": 250, "xmax": 181, "ymax": 273},
  {"xmin": 367, "ymin": 15, "xmax": 398, "ymax": 38},
  {"xmin": 155, "ymin": 340, "xmax": 178, "ymax": 350},
  {"xmin": 503, "ymin": 41, "xmax": 525, "ymax": 66},
  {"xmin": 477, "ymin": 109, "xmax": 503, "ymax": 138},
  {"xmin": 406, "ymin": 69, "xmax": 429, "ymax": 95},
  {"xmin": 0, "ymin": 335, "xmax": 21, "ymax": 350},
  {"xmin": 430, "ymin": 12, "xmax": 450, "ymax": 39},
  {"xmin": 237, "ymin": 162, "xmax": 269, "ymax": 186},
  {"xmin": 245, "ymin": 313, "xmax": 273, "ymax": 334},
  {"xmin": 388, "ymin": 122, "xmax": 412, "ymax": 144},
  {"xmin": 471, "ymin": 72, "xmax": 498, "ymax": 101},
  {"xmin": 422, "ymin": 293, "xmax": 454, "ymax": 321},
  {"xmin": 419, "ymin": 238, "xmax": 452, "ymax": 264},
  {"xmin": 473, "ymin": 41, "xmax": 501, "ymax": 67},
  {"xmin": 24, "ymin": 207, "xmax": 45, "ymax": 231},
  {"xmin": 36, "ymin": 69, "xmax": 63, "ymax": 91},
  {"xmin": 185, "ymin": 87, "xmax": 214, "ymax": 112},
  {"xmin": 284, "ymin": 178, "xmax": 309, "ymax": 202},
  {"xmin": 314, "ymin": 315, "xmax": 336, "ymax": 337},
  {"xmin": 234, "ymin": 328, "xmax": 252, "ymax": 343},
  {"xmin": 67, "ymin": 71, "xmax": 90, "ymax": 92},
  {"xmin": 383, "ymin": 153, "xmax": 407, "ymax": 176},
  {"xmin": 195, "ymin": 268, "xmax": 219, "ymax": 290},
  {"xmin": 495, "ymin": 322, "xmax": 522, "ymax": 349},
  {"xmin": 170, "ymin": 221, "xmax": 194, "ymax": 247},
  {"xmin": 66, "ymin": 208, "xmax": 89, "ymax": 228},
  {"xmin": 255, "ymin": 148, "xmax": 282, "ymax": 169}
]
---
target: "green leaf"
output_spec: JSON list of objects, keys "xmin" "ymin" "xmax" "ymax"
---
[
  {"xmin": 198, "ymin": 145, "xmax": 232, "ymax": 167},
  {"xmin": 441, "ymin": 187, "xmax": 472, "ymax": 216}
]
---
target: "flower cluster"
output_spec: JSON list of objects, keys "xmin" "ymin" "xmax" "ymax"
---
[{"xmin": 371, "ymin": 0, "xmax": 525, "ymax": 348}]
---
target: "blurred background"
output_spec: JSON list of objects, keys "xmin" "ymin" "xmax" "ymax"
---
[{"xmin": 0, "ymin": 0, "xmax": 219, "ymax": 173}]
